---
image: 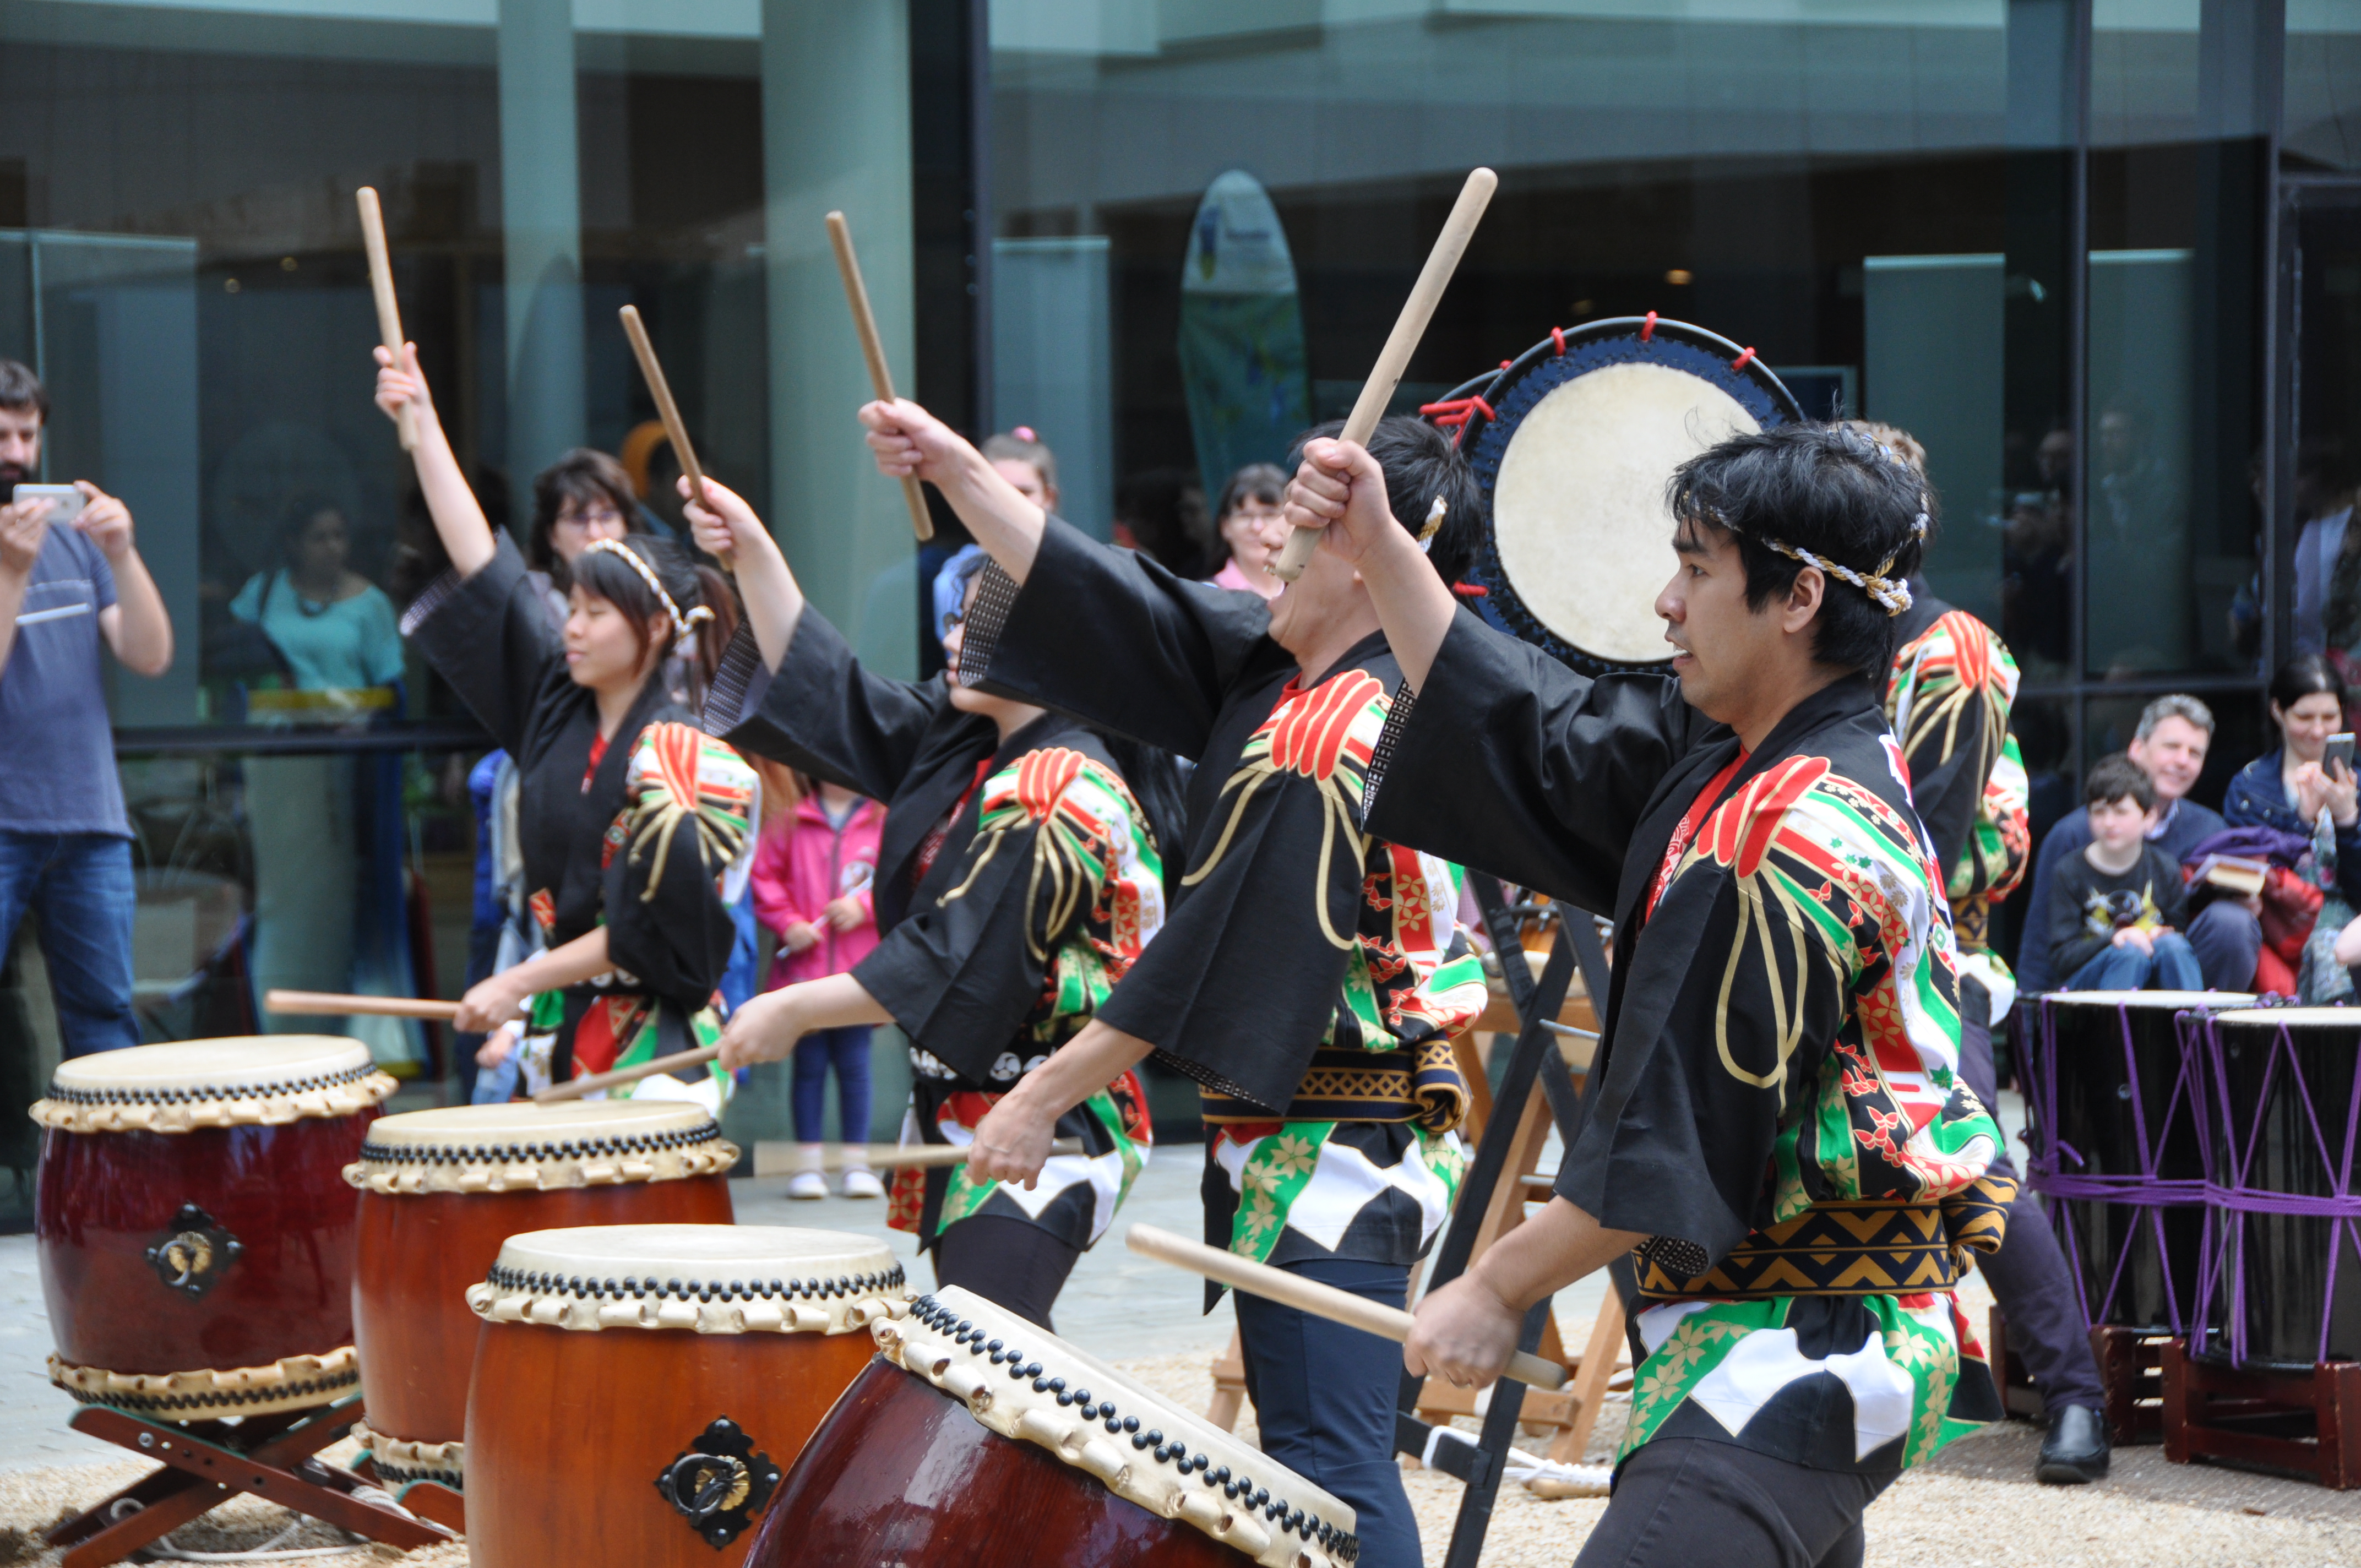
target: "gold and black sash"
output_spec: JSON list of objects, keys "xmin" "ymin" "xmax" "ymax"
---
[
  {"xmin": 1634, "ymin": 1174, "xmax": 2016, "ymax": 1302},
  {"xmin": 1198, "ymin": 1037, "xmax": 1466, "ymax": 1133}
]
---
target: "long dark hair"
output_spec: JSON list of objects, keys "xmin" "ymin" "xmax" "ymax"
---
[
  {"xmin": 2270, "ymin": 651, "xmax": 2346, "ymax": 717},
  {"xmin": 568, "ymin": 535, "xmax": 739, "ymax": 705}
]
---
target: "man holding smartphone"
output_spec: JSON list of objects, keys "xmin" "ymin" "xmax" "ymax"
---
[{"xmin": 0, "ymin": 358, "xmax": 172, "ymax": 1057}]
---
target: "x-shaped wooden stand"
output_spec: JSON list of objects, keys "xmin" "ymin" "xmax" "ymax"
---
[{"xmin": 45, "ymin": 1395, "xmax": 454, "ymax": 1568}]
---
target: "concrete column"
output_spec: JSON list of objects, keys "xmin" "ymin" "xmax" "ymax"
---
[
  {"xmin": 498, "ymin": 0, "xmax": 585, "ymax": 519},
  {"xmin": 760, "ymin": 0, "xmax": 919, "ymax": 679}
]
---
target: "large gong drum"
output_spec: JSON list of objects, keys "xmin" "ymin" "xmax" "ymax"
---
[
  {"xmin": 747, "ymin": 1286, "xmax": 1356, "ymax": 1568},
  {"xmin": 34, "ymin": 1037, "xmax": 396, "ymax": 1415},
  {"xmin": 463, "ymin": 1224, "xmax": 907, "ymax": 1567},
  {"xmin": 1451, "ymin": 316, "xmax": 1804, "ymax": 675},
  {"xmin": 347, "ymin": 1100, "xmax": 738, "ymax": 1488}
]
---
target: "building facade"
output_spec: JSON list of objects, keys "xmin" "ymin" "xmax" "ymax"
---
[{"xmin": 0, "ymin": 0, "xmax": 2351, "ymax": 1187}]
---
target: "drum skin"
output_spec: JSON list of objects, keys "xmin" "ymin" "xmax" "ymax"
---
[
  {"xmin": 745, "ymin": 1358, "xmax": 1245, "ymax": 1568},
  {"xmin": 465, "ymin": 1316, "xmax": 876, "ymax": 1568},
  {"xmin": 2205, "ymin": 1010, "xmax": 2361, "ymax": 1368},
  {"xmin": 37, "ymin": 1113, "xmax": 378, "ymax": 1374},
  {"xmin": 2033, "ymin": 993, "xmax": 2213, "ymax": 1332},
  {"xmin": 353, "ymin": 1178, "xmax": 732, "ymax": 1447}
]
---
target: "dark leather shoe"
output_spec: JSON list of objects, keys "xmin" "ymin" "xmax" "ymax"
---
[{"xmin": 2037, "ymin": 1404, "xmax": 2111, "ymax": 1484}]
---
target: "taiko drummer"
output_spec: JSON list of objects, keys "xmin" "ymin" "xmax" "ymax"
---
[
  {"xmin": 693, "ymin": 475, "xmax": 1183, "ymax": 1331},
  {"xmin": 373, "ymin": 345, "xmax": 755, "ymax": 1109}
]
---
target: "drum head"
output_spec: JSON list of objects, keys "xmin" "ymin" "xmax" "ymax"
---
[
  {"xmin": 494, "ymin": 1223, "xmax": 894, "ymax": 1280},
  {"xmin": 2043, "ymin": 991, "xmax": 2254, "ymax": 1010},
  {"xmin": 50, "ymin": 1035, "xmax": 373, "ymax": 1095},
  {"xmin": 894, "ymin": 1286, "xmax": 1356, "ymax": 1567},
  {"xmin": 1456, "ymin": 318, "xmax": 1803, "ymax": 676},
  {"xmin": 365, "ymin": 1099, "xmax": 720, "ymax": 1148},
  {"xmin": 475, "ymin": 1224, "xmax": 905, "ymax": 1337},
  {"xmin": 2212, "ymin": 1007, "xmax": 2354, "ymax": 1028}
]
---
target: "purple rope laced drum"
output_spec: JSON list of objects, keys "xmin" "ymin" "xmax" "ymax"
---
[
  {"xmin": 2024, "ymin": 990, "xmax": 2254, "ymax": 1334},
  {"xmin": 2198, "ymin": 1009, "xmax": 2361, "ymax": 1369}
]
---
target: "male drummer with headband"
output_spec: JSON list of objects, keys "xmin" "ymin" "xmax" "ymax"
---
[
  {"xmin": 858, "ymin": 396, "xmax": 1489, "ymax": 1568},
  {"xmin": 1859, "ymin": 418, "xmax": 2111, "ymax": 1487},
  {"xmin": 1288, "ymin": 420, "xmax": 2016, "ymax": 1568}
]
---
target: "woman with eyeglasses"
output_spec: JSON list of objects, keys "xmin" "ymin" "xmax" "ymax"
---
[
  {"xmin": 693, "ymin": 477, "xmax": 1184, "ymax": 1332},
  {"xmin": 523, "ymin": 449, "xmax": 645, "ymax": 625},
  {"xmin": 1206, "ymin": 463, "xmax": 1291, "ymax": 600}
]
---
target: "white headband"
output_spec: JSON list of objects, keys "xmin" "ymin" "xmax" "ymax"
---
[{"xmin": 581, "ymin": 537, "xmax": 715, "ymax": 649}]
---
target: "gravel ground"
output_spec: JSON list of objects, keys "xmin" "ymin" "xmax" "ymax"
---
[{"xmin": 2, "ymin": 1328, "xmax": 2357, "ymax": 1567}]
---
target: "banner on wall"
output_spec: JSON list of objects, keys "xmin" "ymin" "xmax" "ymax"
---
[{"xmin": 1177, "ymin": 171, "xmax": 1310, "ymax": 509}]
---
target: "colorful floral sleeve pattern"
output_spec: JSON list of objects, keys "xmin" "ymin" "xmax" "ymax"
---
[{"xmin": 1884, "ymin": 610, "xmax": 2028, "ymax": 941}]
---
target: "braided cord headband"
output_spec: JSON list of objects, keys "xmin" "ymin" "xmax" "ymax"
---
[
  {"xmin": 1688, "ymin": 493, "xmax": 1930, "ymax": 619},
  {"xmin": 580, "ymin": 537, "xmax": 715, "ymax": 648}
]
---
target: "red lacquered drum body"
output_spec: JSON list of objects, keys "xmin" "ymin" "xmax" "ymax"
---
[
  {"xmin": 747, "ymin": 1286, "xmax": 1357, "ymax": 1568},
  {"xmin": 347, "ymin": 1101, "xmax": 737, "ymax": 1485},
  {"xmin": 34, "ymin": 1037, "xmax": 394, "ymax": 1415},
  {"xmin": 463, "ymin": 1224, "xmax": 906, "ymax": 1568}
]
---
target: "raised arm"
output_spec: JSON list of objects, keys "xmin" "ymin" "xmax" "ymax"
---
[
  {"xmin": 861, "ymin": 399, "xmax": 1045, "ymax": 585},
  {"xmin": 683, "ymin": 475, "xmax": 799, "ymax": 672},
  {"xmin": 374, "ymin": 341, "xmax": 496, "ymax": 579},
  {"xmin": 1283, "ymin": 436, "xmax": 1455, "ymax": 689}
]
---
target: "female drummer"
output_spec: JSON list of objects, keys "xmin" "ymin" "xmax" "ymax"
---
[
  {"xmin": 698, "ymin": 481, "xmax": 1178, "ymax": 1332},
  {"xmin": 373, "ymin": 344, "xmax": 754, "ymax": 1110}
]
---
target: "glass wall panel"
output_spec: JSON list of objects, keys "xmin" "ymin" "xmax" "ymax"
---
[
  {"xmin": 990, "ymin": 1, "xmax": 2051, "ymax": 629},
  {"xmin": 2288, "ymin": 0, "xmax": 2361, "ymax": 170}
]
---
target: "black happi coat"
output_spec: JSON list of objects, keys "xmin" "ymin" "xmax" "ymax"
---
[
  {"xmin": 706, "ymin": 609, "xmax": 1145, "ymax": 1248},
  {"xmin": 964, "ymin": 516, "xmax": 1421, "ymax": 1117},
  {"xmin": 402, "ymin": 535, "xmax": 737, "ymax": 1076}
]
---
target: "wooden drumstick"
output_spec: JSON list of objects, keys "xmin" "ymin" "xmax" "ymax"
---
[
  {"xmin": 530, "ymin": 1044, "xmax": 716, "ymax": 1102},
  {"xmin": 1125, "ymin": 1222, "xmax": 1568, "ymax": 1391},
  {"xmin": 265, "ymin": 988, "xmax": 460, "ymax": 1022},
  {"xmin": 1271, "ymin": 167, "xmax": 1498, "ymax": 584},
  {"xmin": 617, "ymin": 304, "xmax": 730, "ymax": 570},
  {"xmin": 825, "ymin": 211, "xmax": 934, "ymax": 543},
  {"xmin": 753, "ymin": 1139, "xmax": 1085, "ymax": 1175},
  {"xmin": 355, "ymin": 187, "xmax": 417, "ymax": 452}
]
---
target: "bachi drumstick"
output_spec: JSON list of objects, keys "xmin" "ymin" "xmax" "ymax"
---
[
  {"xmin": 1270, "ymin": 167, "xmax": 1498, "ymax": 583},
  {"xmin": 266, "ymin": 988, "xmax": 460, "ymax": 1022},
  {"xmin": 825, "ymin": 210, "xmax": 934, "ymax": 542},
  {"xmin": 752, "ymin": 1139, "xmax": 1084, "ymax": 1175},
  {"xmin": 617, "ymin": 304, "xmax": 730, "ymax": 569},
  {"xmin": 1125, "ymin": 1222, "xmax": 1568, "ymax": 1391},
  {"xmin": 534, "ymin": 1044, "xmax": 718, "ymax": 1102},
  {"xmin": 355, "ymin": 187, "xmax": 417, "ymax": 451}
]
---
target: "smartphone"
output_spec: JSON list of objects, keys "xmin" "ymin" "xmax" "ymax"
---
[
  {"xmin": 2330, "ymin": 732, "xmax": 2355, "ymax": 776},
  {"xmin": 10, "ymin": 483, "xmax": 84, "ymax": 524}
]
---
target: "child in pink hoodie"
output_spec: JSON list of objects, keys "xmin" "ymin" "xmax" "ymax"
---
[{"xmin": 749, "ymin": 777, "xmax": 885, "ymax": 1198}]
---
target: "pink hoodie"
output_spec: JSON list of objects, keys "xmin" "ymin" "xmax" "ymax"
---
[{"xmin": 750, "ymin": 792, "xmax": 885, "ymax": 989}]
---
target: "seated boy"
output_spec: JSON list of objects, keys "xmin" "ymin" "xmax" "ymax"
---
[{"xmin": 2048, "ymin": 753, "xmax": 2204, "ymax": 992}]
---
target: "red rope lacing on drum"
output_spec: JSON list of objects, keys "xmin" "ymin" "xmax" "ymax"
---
[
  {"xmin": 1732, "ymin": 346, "xmax": 1758, "ymax": 372},
  {"xmin": 1551, "ymin": 326, "xmax": 1566, "ymax": 356},
  {"xmin": 1452, "ymin": 582, "xmax": 1488, "ymax": 597},
  {"xmin": 1640, "ymin": 312, "xmax": 1658, "ymax": 342},
  {"xmin": 1419, "ymin": 395, "xmax": 1494, "ymax": 443}
]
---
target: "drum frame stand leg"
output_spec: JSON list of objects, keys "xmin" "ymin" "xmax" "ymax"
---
[
  {"xmin": 1391, "ymin": 876, "xmax": 1620, "ymax": 1568},
  {"xmin": 43, "ymin": 1395, "xmax": 453, "ymax": 1568}
]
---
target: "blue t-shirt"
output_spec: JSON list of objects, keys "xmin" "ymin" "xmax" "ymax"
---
[
  {"xmin": 0, "ymin": 525, "xmax": 128, "ymax": 837},
  {"xmin": 229, "ymin": 570, "xmax": 405, "ymax": 692}
]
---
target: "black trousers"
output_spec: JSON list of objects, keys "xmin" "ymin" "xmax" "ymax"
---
[
  {"xmin": 1574, "ymin": 1439, "xmax": 1896, "ymax": 1568},
  {"xmin": 1958, "ymin": 974, "xmax": 2106, "ymax": 1411},
  {"xmin": 1232, "ymin": 1256, "xmax": 1422, "ymax": 1568},
  {"xmin": 932, "ymin": 1214, "xmax": 1082, "ymax": 1332}
]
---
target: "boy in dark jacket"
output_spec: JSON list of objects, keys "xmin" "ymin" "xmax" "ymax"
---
[{"xmin": 2050, "ymin": 754, "xmax": 2203, "ymax": 990}]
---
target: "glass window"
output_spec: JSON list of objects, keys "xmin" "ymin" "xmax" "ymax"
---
[
  {"xmin": 2288, "ymin": 0, "xmax": 2361, "ymax": 170},
  {"xmin": 990, "ymin": 2, "xmax": 2050, "ymax": 633}
]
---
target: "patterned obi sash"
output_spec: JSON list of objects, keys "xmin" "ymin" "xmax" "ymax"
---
[
  {"xmin": 1198, "ymin": 1038, "xmax": 1467, "ymax": 1133},
  {"xmin": 1634, "ymin": 1175, "xmax": 2016, "ymax": 1302}
]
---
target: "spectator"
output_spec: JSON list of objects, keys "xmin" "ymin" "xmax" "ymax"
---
[
  {"xmin": 930, "ymin": 428, "xmax": 1059, "ymax": 643},
  {"xmin": 749, "ymin": 772, "xmax": 884, "ymax": 1200},
  {"xmin": 0, "ymin": 358, "xmax": 172, "ymax": 1056},
  {"xmin": 228, "ymin": 498, "xmax": 404, "ymax": 693},
  {"xmin": 2050, "ymin": 755, "xmax": 2203, "ymax": 992},
  {"xmin": 1206, "ymin": 464, "xmax": 1290, "ymax": 600},
  {"xmin": 525, "ymin": 449, "xmax": 643, "ymax": 619},
  {"xmin": 2018, "ymin": 694, "xmax": 2233, "ymax": 992}
]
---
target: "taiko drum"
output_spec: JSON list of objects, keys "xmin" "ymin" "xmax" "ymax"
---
[
  {"xmin": 347, "ymin": 1100, "xmax": 737, "ymax": 1487},
  {"xmin": 463, "ymin": 1224, "xmax": 907, "ymax": 1567},
  {"xmin": 34, "ymin": 1036, "xmax": 395, "ymax": 1418},
  {"xmin": 746, "ymin": 1285, "xmax": 1358, "ymax": 1568}
]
